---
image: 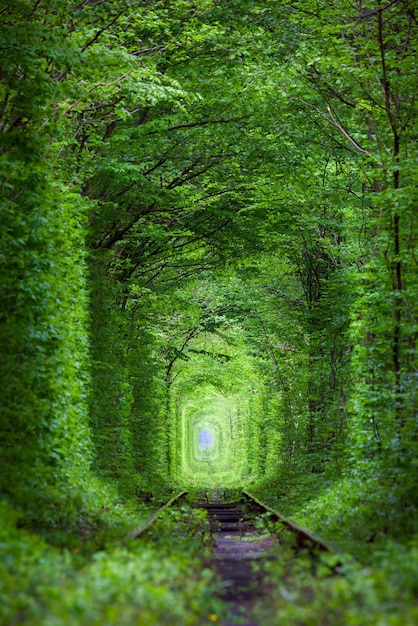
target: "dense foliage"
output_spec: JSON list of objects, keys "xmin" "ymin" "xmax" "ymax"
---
[{"xmin": 1, "ymin": 0, "xmax": 416, "ymax": 623}]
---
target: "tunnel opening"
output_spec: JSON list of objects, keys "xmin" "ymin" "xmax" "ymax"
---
[
  {"xmin": 174, "ymin": 391, "xmax": 248, "ymax": 488},
  {"xmin": 168, "ymin": 328, "xmax": 264, "ymax": 489}
]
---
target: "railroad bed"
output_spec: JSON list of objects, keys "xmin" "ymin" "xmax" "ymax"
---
[
  {"xmin": 199, "ymin": 497, "xmax": 275, "ymax": 626},
  {"xmin": 196, "ymin": 491, "xmax": 338, "ymax": 626},
  {"xmin": 129, "ymin": 490, "xmax": 339, "ymax": 626}
]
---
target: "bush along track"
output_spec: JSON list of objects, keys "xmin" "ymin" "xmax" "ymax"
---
[{"xmin": 0, "ymin": 496, "xmax": 222, "ymax": 626}]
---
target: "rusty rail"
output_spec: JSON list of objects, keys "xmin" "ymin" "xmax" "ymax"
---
[
  {"xmin": 242, "ymin": 490, "xmax": 338, "ymax": 553},
  {"xmin": 128, "ymin": 490, "xmax": 188, "ymax": 539}
]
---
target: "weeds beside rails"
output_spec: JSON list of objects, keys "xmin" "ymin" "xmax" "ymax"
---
[
  {"xmin": 252, "ymin": 540, "xmax": 418, "ymax": 626},
  {"xmin": 0, "ymin": 498, "xmax": 223, "ymax": 626},
  {"xmin": 248, "ymin": 509, "xmax": 418, "ymax": 625}
]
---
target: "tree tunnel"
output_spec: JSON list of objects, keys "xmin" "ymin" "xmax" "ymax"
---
[
  {"xmin": 175, "ymin": 391, "xmax": 247, "ymax": 486},
  {"xmin": 167, "ymin": 330, "xmax": 264, "ymax": 488}
]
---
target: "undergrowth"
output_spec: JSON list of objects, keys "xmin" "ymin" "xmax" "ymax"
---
[
  {"xmin": 251, "ymin": 469, "xmax": 418, "ymax": 624},
  {"xmin": 253, "ymin": 541, "xmax": 418, "ymax": 626},
  {"xmin": 0, "ymin": 496, "xmax": 222, "ymax": 626}
]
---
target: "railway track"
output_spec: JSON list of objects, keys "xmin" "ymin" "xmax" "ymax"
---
[
  {"xmin": 198, "ymin": 491, "xmax": 338, "ymax": 626},
  {"xmin": 128, "ymin": 490, "xmax": 339, "ymax": 625},
  {"xmin": 199, "ymin": 496, "xmax": 274, "ymax": 626}
]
